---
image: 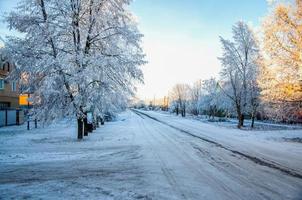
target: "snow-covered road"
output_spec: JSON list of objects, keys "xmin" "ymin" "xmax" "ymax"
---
[
  {"xmin": 135, "ymin": 110, "xmax": 302, "ymax": 177},
  {"xmin": 0, "ymin": 110, "xmax": 302, "ymax": 199}
]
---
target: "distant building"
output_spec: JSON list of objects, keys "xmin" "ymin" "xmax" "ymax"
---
[{"xmin": 0, "ymin": 55, "xmax": 19, "ymax": 109}]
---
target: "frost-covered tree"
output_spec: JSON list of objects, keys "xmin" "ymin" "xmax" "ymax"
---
[
  {"xmin": 4, "ymin": 0, "xmax": 145, "ymax": 139},
  {"xmin": 189, "ymin": 80, "xmax": 203, "ymax": 115},
  {"xmin": 219, "ymin": 21, "xmax": 260, "ymax": 128},
  {"xmin": 169, "ymin": 84, "xmax": 190, "ymax": 117},
  {"xmin": 259, "ymin": 0, "xmax": 302, "ymax": 122},
  {"xmin": 199, "ymin": 78, "xmax": 220, "ymax": 119}
]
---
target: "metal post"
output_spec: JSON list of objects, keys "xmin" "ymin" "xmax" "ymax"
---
[
  {"xmin": 5, "ymin": 110, "xmax": 7, "ymax": 126},
  {"xmin": 27, "ymin": 93, "xmax": 30, "ymax": 130},
  {"xmin": 27, "ymin": 116, "xmax": 30, "ymax": 130}
]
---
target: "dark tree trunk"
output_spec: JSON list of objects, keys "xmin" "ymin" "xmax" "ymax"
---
[
  {"xmin": 251, "ymin": 114, "xmax": 255, "ymax": 128},
  {"xmin": 88, "ymin": 123, "xmax": 93, "ymax": 133},
  {"xmin": 77, "ymin": 118, "xmax": 83, "ymax": 140},
  {"xmin": 176, "ymin": 106, "xmax": 179, "ymax": 115},
  {"xmin": 240, "ymin": 114, "xmax": 244, "ymax": 127},
  {"xmin": 182, "ymin": 106, "xmax": 186, "ymax": 117},
  {"xmin": 93, "ymin": 121, "xmax": 96, "ymax": 130},
  {"xmin": 237, "ymin": 109, "xmax": 242, "ymax": 129},
  {"xmin": 237, "ymin": 117, "xmax": 242, "ymax": 128},
  {"xmin": 83, "ymin": 117, "xmax": 88, "ymax": 136},
  {"xmin": 237, "ymin": 114, "xmax": 244, "ymax": 128},
  {"xmin": 96, "ymin": 117, "xmax": 100, "ymax": 128}
]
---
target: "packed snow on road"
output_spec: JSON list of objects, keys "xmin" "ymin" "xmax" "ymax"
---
[{"xmin": 0, "ymin": 110, "xmax": 302, "ymax": 200}]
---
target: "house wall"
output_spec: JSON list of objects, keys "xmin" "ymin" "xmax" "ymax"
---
[{"xmin": 0, "ymin": 60, "xmax": 20, "ymax": 109}]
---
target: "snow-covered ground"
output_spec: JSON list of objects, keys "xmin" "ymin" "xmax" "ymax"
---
[
  {"xmin": 136, "ymin": 110, "xmax": 302, "ymax": 172},
  {"xmin": 203, "ymin": 117, "xmax": 302, "ymax": 130},
  {"xmin": 0, "ymin": 116, "xmax": 150, "ymax": 200},
  {"xmin": 0, "ymin": 110, "xmax": 302, "ymax": 199}
]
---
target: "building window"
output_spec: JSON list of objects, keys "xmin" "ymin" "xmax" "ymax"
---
[
  {"xmin": 11, "ymin": 81, "xmax": 17, "ymax": 92},
  {"xmin": 0, "ymin": 102, "xmax": 10, "ymax": 109},
  {"xmin": 0, "ymin": 79, "xmax": 4, "ymax": 90}
]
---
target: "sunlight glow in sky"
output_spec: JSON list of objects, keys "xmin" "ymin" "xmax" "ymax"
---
[
  {"xmin": 130, "ymin": 0, "xmax": 270, "ymax": 100},
  {"xmin": 0, "ymin": 0, "xmax": 271, "ymax": 100}
]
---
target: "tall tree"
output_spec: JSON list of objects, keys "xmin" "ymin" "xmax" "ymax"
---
[
  {"xmin": 259, "ymin": 0, "xmax": 302, "ymax": 122},
  {"xmin": 4, "ymin": 0, "xmax": 145, "ymax": 138},
  {"xmin": 219, "ymin": 21, "xmax": 260, "ymax": 128}
]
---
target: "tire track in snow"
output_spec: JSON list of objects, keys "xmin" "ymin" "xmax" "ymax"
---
[
  {"xmin": 132, "ymin": 110, "xmax": 302, "ymax": 180},
  {"xmin": 135, "ymin": 113, "xmax": 190, "ymax": 200},
  {"xmin": 134, "ymin": 111, "xmax": 286, "ymax": 199},
  {"xmin": 135, "ymin": 110, "xmax": 221, "ymax": 199},
  {"xmin": 146, "ymin": 120, "xmax": 246, "ymax": 199}
]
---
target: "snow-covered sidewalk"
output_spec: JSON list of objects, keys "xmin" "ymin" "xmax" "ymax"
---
[{"xmin": 0, "ymin": 115, "xmax": 150, "ymax": 199}]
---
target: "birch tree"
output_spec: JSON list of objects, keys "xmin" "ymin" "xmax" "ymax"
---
[{"xmin": 219, "ymin": 21, "xmax": 260, "ymax": 128}]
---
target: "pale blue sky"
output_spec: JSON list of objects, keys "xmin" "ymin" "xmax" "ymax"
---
[
  {"xmin": 130, "ymin": 0, "xmax": 270, "ymax": 99},
  {"xmin": 0, "ymin": 0, "xmax": 271, "ymax": 99},
  {"xmin": 130, "ymin": 0, "xmax": 268, "ymax": 40},
  {"xmin": 0, "ymin": 0, "xmax": 18, "ymax": 37}
]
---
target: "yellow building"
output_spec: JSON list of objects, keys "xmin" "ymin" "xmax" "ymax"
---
[{"xmin": 0, "ymin": 56, "xmax": 20, "ymax": 109}]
